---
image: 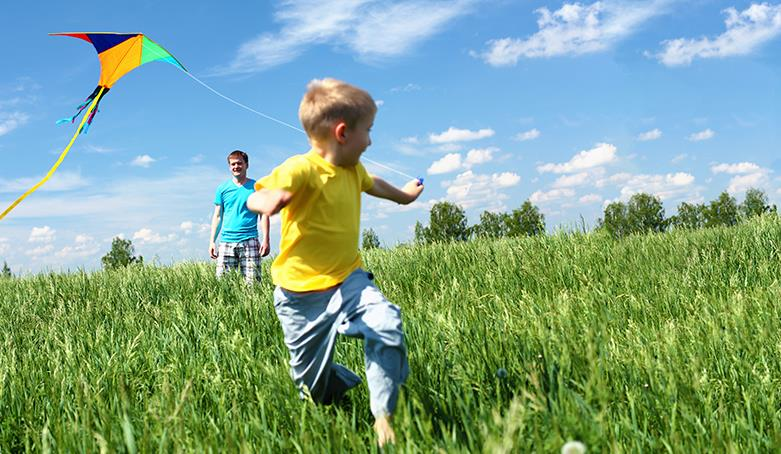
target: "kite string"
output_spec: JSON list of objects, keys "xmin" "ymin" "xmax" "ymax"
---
[
  {"xmin": 179, "ymin": 69, "xmax": 419, "ymax": 182},
  {"xmin": 0, "ymin": 87, "xmax": 105, "ymax": 221}
]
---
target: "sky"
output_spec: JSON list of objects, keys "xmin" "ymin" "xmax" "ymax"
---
[{"xmin": 1, "ymin": 0, "xmax": 779, "ymax": 275}]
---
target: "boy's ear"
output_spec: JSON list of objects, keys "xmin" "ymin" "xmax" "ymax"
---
[{"xmin": 334, "ymin": 121, "xmax": 348, "ymax": 144}]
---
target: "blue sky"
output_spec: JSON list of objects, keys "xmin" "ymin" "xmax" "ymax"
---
[{"xmin": 1, "ymin": 0, "xmax": 779, "ymax": 274}]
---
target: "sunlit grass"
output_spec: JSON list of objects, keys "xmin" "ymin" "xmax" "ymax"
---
[{"xmin": 2, "ymin": 216, "xmax": 781, "ymax": 451}]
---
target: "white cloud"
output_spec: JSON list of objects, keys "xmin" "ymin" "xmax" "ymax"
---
[
  {"xmin": 595, "ymin": 172, "xmax": 633, "ymax": 188},
  {"xmin": 133, "ymin": 228, "xmax": 175, "ymax": 245},
  {"xmin": 711, "ymin": 162, "xmax": 771, "ymax": 193},
  {"xmin": 0, "ymin": 171, "xmax": 88, "ymax": 193},
  {"xmin": 401, "ymin": 136, "xmax": 420, "ymax": 144},
  {"xmin": 85, "ymin": 145, "xmax": 116, "ymax": 154},
  {"xmin": 493, "ymin": 172, "xmax": 521, "ymax": 187},
  {"xmin": 391, "ymin": 83, "xmax": 422, "ymax": 92},
  {"xmin": 26, "ymin": 244, "xmax": 54, "ymax": 257},
  {"xmin": 727, "ymin": 171, "xmax": 770, "ymax": 193},
  {"xmin": 428, "ymin": 147, "xmax": 497, "ymax": 174},
  {"xmin": 514, "ymin": 128, "xmax": 541, "ymax": 141},
  {"xmin": 0, "ymin": 112, "xmax": 29, "ymax": 136},
  {"xmin": 655, "ymin": 3, "xmax": 781, "ymax": 66},
  {"xmin": 440, "ymin": 170, "xmax": 520, "ymax": 210},
  {"xmin": 0, "ymin": 237, "xmax": 9, "ymax": 255},
  {"xmin": 478, "ymin": 0, "xmax": 668, "ymax": 65},
  {"xmin": 427, "ymin": 153, "xmax": 462, "ymax": 175},
  {"xmin": 56, "ymin": 235, "xmax": 99, "ymax": 259},
  {"xmin": 672, "ymin": 153, "xmax": 688, "ymax": 163},
  {"xmin": 688, "ymin": 129, "xmax": 715, "ymax": 141},
  {"xmin": 131, "ymin": 155, "xmax": 156, "ymax": 167},
  {"xmin": 429, "ymin": 127, "xmax": 495, "ymax": 144},
  {"xmin": 538, "ymin": 143, "xmax": 617, "ymax": 174},
  {"xmin": 75, "ymin": 234, "xmax": 92, "ymax": 244},
  {"xmin": 617, "ymin": 172, "xmax": 696, "ymax": 200},
  {"xmin": 579, "ymin": 193, "xmax": 602, "ymax": 204},
  {"xmin": 529, "ymin": 188, "xmax": 576, "ymax": 204},
  {"xmin": 180, "ymin": 221, "xmax": 194, "ymax": 233},
  {"xmin": 29, "ymin": 226, "xmax": 56, "ymax": 243},
  {"xmin": 552, "ymin": 172, "xmax": 590, "ymax": 188},
  {"xmin": 711, "ymin": 162, "xmax": 762, "ymax": 174},
  {"xmin": 437, "ymin": 143, "xmax": 464, "ymax": 152},
  {"xmin": 220, "ymin": 0, "xmax": 473, "ymax": 74},
  {"xmin": 464, "ymin": 148, "xmax": 496, "ymax": 167},
  {"xmin": 637, "ymin": 128, "xmax": 662, "ymax": 141}
]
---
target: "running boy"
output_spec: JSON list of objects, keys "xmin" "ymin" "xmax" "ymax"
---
[{"xmin": 247, "ymin": 79, "xmax": 423, "ymax": 446}]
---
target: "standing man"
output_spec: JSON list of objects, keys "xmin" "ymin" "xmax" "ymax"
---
[{"xmin": 210, "ymin": 150, "xmax": 270, "ymax": 284}]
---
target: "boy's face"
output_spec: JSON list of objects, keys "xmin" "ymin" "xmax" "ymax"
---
[
  {"xmin": 339, "ymin": 115, "xmax": 373, "ymax": 166},
  {"xmin": 228, "ymin": 157, "xmax": 248, "ymax": 180}
]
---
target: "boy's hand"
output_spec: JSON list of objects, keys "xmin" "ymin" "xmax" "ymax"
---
[
  {"xmin": 402, "ymin": 179, "xmax": 424, "ymax": 203},
  {"xmin": 247, "ymin": 189, "xmax": 292, "ymax": 216},
  {"xmin": 209, "ymin": 241, "xmax": 218, "ymax": 259},
  {"xmin": 260, "ymin": 238, "xmax": 271, "ymax": 257}
]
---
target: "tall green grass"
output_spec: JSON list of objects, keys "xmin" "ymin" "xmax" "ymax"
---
[{"xmin": 2, "ymin": 216, "xmax": 781, "ymax": 452}]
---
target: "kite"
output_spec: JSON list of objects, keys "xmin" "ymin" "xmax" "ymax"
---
[
  {"xmin": 0, "ymin": 32, "xmax": 185, "ymax": 220},
  {"xmin": 0, "ymin": 32, "xmax": 421, "ymax": 221}
]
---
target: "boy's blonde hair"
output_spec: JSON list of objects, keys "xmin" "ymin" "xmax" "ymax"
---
[{"xmin": 299, "ymin": 78, "xmax": 377, "ymax": 140}]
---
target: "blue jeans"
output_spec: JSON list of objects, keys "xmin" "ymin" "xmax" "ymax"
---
[{"xmin": 273, "ymin": 269, "xmax": 409, "ymax": 417}]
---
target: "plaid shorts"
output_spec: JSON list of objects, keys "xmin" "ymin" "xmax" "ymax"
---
[{"xmin": 216, "ymin": 237, "xmax": 261, "ymax": 284}]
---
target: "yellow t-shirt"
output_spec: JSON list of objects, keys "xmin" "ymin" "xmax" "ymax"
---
[{"xmin": 256, "ymin": 150, "xmax": 374, "ymax": 291}]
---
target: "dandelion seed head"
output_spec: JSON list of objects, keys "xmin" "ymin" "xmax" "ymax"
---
[{"xmin": 561, "ymin": 440, "xmax": 586, "ymax": 454}]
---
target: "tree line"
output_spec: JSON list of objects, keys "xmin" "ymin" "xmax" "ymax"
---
[
  {"xmin": 361, "ymin": 187, "xmax": 777, "ymax": 248},
  {"xmin": 1, "ymin": 188, "xmax": 775, "ymax": 274}
]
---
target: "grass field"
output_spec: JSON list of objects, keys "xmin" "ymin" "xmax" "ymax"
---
[{"xmin": 2, "ymin": 216, "xmax": 781, "ymax": 452}]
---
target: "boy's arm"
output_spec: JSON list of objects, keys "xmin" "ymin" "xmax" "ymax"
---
[
  {"xmin": 209, "ymin": 205, "xmax": 221, "ymax": 259},
  {"xmin": 247, "ymin": 189, "xmax": 293, "ymax": 216},
  {"xmin": 259, "ymin": 214, "xmax": 271, "ymax": 257},
  {"xmin": 365, "ymin": 176, "xmax": 424, "ymax": 205}
]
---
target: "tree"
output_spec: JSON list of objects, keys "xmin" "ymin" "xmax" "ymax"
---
[
  {"xmin": 626, "ymin": 193, "xmax": 666, "ymax": 234},
  {"xmin": 670, "ymin": 202, "xmax": 706, "ymax": 230},
  {"xmin": 1, "ymin": 261, "xmax": 11, "ymax": 278},
  {"xmin": 598, "ymin": 201, "xmax": 629, "ymax": 239},
  {"xmin": 414, "ymin": 221, "xmax": 428, "ymax": 244},
  {"xmin": 507, "ymin": 200, "xmax": 545, "ymax": 237},
  {"xmin": 474, "ymin": 211, "xmax": 509, "ymax": 239},
  {"xmin": 704, "ymin": 191, "xmax": 738, "ymax": 228},
  {"xmin": 416, "ymin": 201, "xmax": 469, "ymax": 244},
  {"xmin": 740, "ymin": 188, "xmax": 774, "ymax": 219},
  {"xmin": 101, "ymin": 237, "xmax": 143, "ymax": 270},
  {"xmin": 361, "ymin": 228, "xmax": 381, "ymax": 250}
]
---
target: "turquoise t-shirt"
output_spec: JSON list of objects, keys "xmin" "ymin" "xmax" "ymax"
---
[{"xmin": 214, "ymin": 179, "xmax": 258, "ymax": 243}]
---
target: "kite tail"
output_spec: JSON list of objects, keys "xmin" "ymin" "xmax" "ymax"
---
[
  {"xmin": 1, "ymin": 87, "xmax": 105, "ymax": 221},
  {"xmin": 56, "ymin": 85, "xmax": 110, "ymax": 134}
]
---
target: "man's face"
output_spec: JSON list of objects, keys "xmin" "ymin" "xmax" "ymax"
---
[{"xmin": 228, "ymin": 157, "xmax": 247, "ymax": 179}]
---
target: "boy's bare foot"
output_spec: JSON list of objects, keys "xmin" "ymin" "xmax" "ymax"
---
[{"xmin": 374, "ymin": 415, "xmax": 396, "ymax": 448}]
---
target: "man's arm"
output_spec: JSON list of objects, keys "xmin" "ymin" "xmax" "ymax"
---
[
  {"xmin": 365, "ymin": 176, "xmax": 424, "ymax": 204},
  {"xmin": 209, "ymin": 205, "xmax": 221, "ymax": 259},
  {"xmin": 259, "ymin": 214, "xmax": 271, "ymax": 257}
]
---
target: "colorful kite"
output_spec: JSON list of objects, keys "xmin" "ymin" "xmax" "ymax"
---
[
  {"xmin": 0, "ymin": 32, "xmax": 420, "ymax": 221},
  {"xmin": 0, "ymin": 32, "xmax": 185, "ymax": 220}
]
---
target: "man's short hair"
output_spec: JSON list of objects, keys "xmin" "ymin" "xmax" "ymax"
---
[
  {"xmin": 227, "ymin": 150, "xmax": 248, "ymax": 165},
  {"xmin": 299, "ymin": 78, "xmax": 377, "ymax": 140}
]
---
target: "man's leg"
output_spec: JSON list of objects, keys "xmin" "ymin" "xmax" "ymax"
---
[
  {"xmin": 215, "ymin": 241, "xmax": 238, "ymax": 278},
  {"xmin": 238, "ymin": 238, "xmax": 261, "ymax": 285}
]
